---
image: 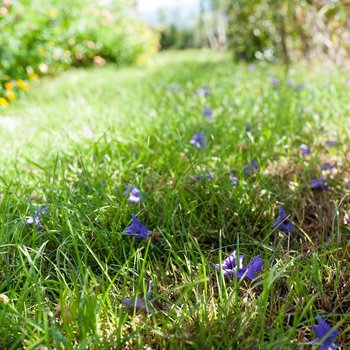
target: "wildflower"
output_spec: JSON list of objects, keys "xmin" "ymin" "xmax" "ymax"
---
[
  {"xmin": 270, "ymin": 77, "xmax": 278, "ymax": 85},
  {"xmin": 49, "ymin": 9, "xmax": 57, "ymax": 18},
  {"xmin": 38, "ymin": 48, "xmax": 46, "ymax": 57},
  {"xmin": 124, "ymin": 213, "xmax": 152, "ymax": 238},
  {"xmin": 124, "ymin": 185, "xmax": 142, "ymax": 203},
  {"xmin": 0, "ymin": 97, "xmax": 8, "ymax": 108},
  {"xmin": 124, "ymin": 281, "xmax": 155, "ymax": 313},
  {"xmin": 28, "ymin": 71, "xmax": 38, "ymax": 80},
  {"xmin": 5, "ymin": 90, "xmax": 15, "ymax": 101},
  {"xmin": 325, "ymin": 140, "xmax": 337, "ymax": 147},
  {"xmin": 194, "ymin": 173, "xmax": 213, "ymax": 181},
  {"xmin": 311, "ymin": 178, "xmax": 328, "ymax": 191},
  {"xmin": 4, "ymin": 82, "xmax": 13, "ymax": 90},
  {"xmin": 17, "ymin": 80, "xmax": 30, "ymax": 91},
  {"xmin": 39, "ymin": 63, "xmax": 49, "ymax": 74},
  {"xmin": 312, "ymin": 317, "xmax": 338, "ymax": 350},
  {"xmin": 82, "ymin": 125, "xmax": 94, "ymax": 139},
  {"xmin": 230, "ymin": 173, "xmax": 238, "ymax": 188},
  {"xmin": 190, "ymin": 132, "xmax": 205, "ymax": 149},
  {"xmin": 243, "ymin": 160, "xmax": 258, "ymax": 176},
  {"xmin": 202, "ymin": 107, "xmax": 213, "ymax": 120},
  {"xmin": 273, "ymin": 207, "xmax": 295, "ymax": 234},
  {"xmin": 238, "ymin": 255, "xmax": 265, "ymax": 280},
  {"xmin": 0, "ymin": 6, "xmax": 8, "ymax": 15},
  {"xmin": 214, "ymin": 251, "xmax": 264, "ymax": 281},
  {"xmin": 321, "ymin": 162, "xmax": 335, "ymax": 171},
  {"xmin": 194, "ymin": 86, "xmax": 211, "ymax": 97},
  {"xmin": 287, "ymin": 78, "xmax": 294, "ymax": 87},
  {"xmin": 0, "ymin": 294, "xmax": 9, "ymax": 304},
  {"xmin": 300, "ymin": 144, "xmax": 310, "ymax": 155},
  {"xmin": 248, "ymin": 64, "xmax": 256, "ymax": 71},
  {"xmin": 168, "ymin": 83, "xmax": 180, "ymax": 92},
  {"xmin": 214, "ymin": 250, "xmax": 246, "ymax": 278},
  {"xmin": 25, "ymin": 206, "xmax": 47, "ymax": 231},
  {"xmin": 93, "ymin": 56, "xmax": 106, "ymax": 66}
]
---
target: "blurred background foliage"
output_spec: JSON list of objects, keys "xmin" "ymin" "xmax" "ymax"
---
[
  {"xmin": 0, "ymin": 0, "xmax": 158, "ymax": 107},
  {"xmin": 156, "ymin": 0, "xmax": 350, "ymax": 68}
]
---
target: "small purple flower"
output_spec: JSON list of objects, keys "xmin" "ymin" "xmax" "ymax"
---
[
  {"xmin": 124, "ymin": 185, "xmax": 142, "ymax": 203},
  {"xmin": 325, "ymin": 140, "xmax": 337, "ymax": 148},
  {"xmin": 25, "ymin": 206, "xmax": 47, "ymax": 231},
  {"xmin": 215, "ymin": 251, "xmax": 264, "ymax": 281},
  {"xmin": 195, "ymin": 173, "xmax": 213, "ymax": 181},
  {"xmin": 243, "ymin": 160, "xmax": 258, "ymax": 177},
  {"xmin": 300, "ymin": 144, "xmax": 310, "ymax": 155},
  {"xmin": 248, "ymin": 64, "xmax": 256, "ymax": 71},
  {"xmin": 230, "ymin": 173, "xmax": 238, "ymax": 188},
  {"xmin": 238, "ymin": 255, "xmax": 265, "ymax": 280},
  {"xmin": 270, "ymin": 77, "xmax": 278, "ymax": 85},
  {"xmin": 202, "ymin": 107, "xmax": 213, "ymax": 120},
  {"xmin": 273, "ymin": 207, "xmax": 295, "ymax": 234},
  {"xmin": 124, "ymin": 281, "xmax": 155, "ymax": 313},
  {"xmin": 168, "ymin": 83, "xmax": 181, "ymax": 92},
  {"xmin": 190, "ymin": 132, "xmax": 205, "ymax": 149},
  {"xmin": 287, "ymin": 78, "xmax": 295, "ymax": 87},
  {"xmin": 214, "ymin": 250, "xmax": 246, "ymax": 278},
  {"xmin": 194, "ymin": 86, "xmax": 211, "ymax": 97},
  {"xmin": 311, "ymin": 178, "xmax": 328, "ymax": 191},
  {"xmin": 124, "ymin": 213, "xmax": 152, "ymax": 238},
  {"xmin": 321, "ymin": 162, "xmax": 335, "ymax": 171},
  {"xmin": 312, "ymin": 317, "xmax": 338, "ymax": 350}
]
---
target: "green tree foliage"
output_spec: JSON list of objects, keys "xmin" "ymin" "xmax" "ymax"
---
[{"xmin": 226, "ymin": 0, "xmax": 350, "ymax": 64}]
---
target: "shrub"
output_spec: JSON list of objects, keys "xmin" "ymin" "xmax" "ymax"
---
[{"xmin": 0, "ymin": 0, "xmax": 159, "ymax": 107}]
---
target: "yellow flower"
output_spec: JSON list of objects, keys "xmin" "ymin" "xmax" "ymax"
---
[
  {"xmin": 28, "ymin": 71, "xmax": 38, "ymax": 80},
  {"xmin": 38, "ymin": 48, "xmax": 46, "ymax": 57},
  {"xmin": 4, "ymin": 82, "xmax": 13, "ymax": 90},
  {"xmin": 5, "ymin": 90, "xmax": 15, "ymax": 101},
  {"xmin": 17, "ymin": 80, "xmax": 30, "ymax": 91},
  {"xmin": 0, "ymin": 97, "xmax": 8, "ymax": 108},
  {"xmin": 49, "ymin": 9, "xmax": 57, "ymax": 18}
]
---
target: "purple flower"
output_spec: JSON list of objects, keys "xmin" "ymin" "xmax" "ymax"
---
[
  {"xmin": 312, "ymin": 317, "xmax": 338, "ymax": 350},
  {"xmin": 124, "ymin": 281, "xmax": 155, "ymax": 313},
  {"xmin": 195, "ymin": 173, "xmax": 213, "ymax": 181},
  {"xmin": 243, "ymin": 160, "xmax": 258, "ymax": 177},
  {"xmin": 168, "ymin": 83, "xmax": 180, "ymax": 92},
  {"xmin": 25, "ymin": 206, "xmax": 47, "ymax": 231},
  {"xmin": 230, "ymin": 173, "xmax": 238, "ymax": 188},
  {"xmin": 248, "ymin": 64, "xmax": 256, "ymax": 71},
  {"xmin": 214, "ymin": 251, "xmax": 264, "ymax": 281},
  {"xmin": 202, "ymin": 107, "xmax": 213, "ymax": 120},
  {"xmin": 238, "ymin": 255, "xmax": 265, "ymax": 280},
  {"xmin": 325, "ymin": 140, "xmax": 337, "ymax": 147},
  {"xmin": 190, "ymin": 132, "xmax": 205, "ymax": 149},
  {"xmin": 311, "ymin": 178, "xmax": 328, "ymax": 191},
  {"xmin": 214, "ymin": 250, "xmax": 246, "ymax": 278},
  {"xmin": 287, "ymin": 78, "xmax": 295, "ymax": 87},
  {"xmin": 194, "ymin": 86, "xmax": 211, "ymax": 97},
  {"xmin": 124, "ymin": 185, "xmax": 142, "ymax": 203},
  {"xmin": 321, "ymin": 162, "xmax": 335, "ymax": 171},
  {"xmin": 270, "ymin": 77, "xmax": 278, "ymax": 85},
  {"xmin": 300, "ymin": 144, "xmax": 310, "ymax": 155},
  {"xmin": 273, "ymin": 207, "xmax": 295, "ymax": 234},
  {"xmin": 124, "ymin": 213, "xmax": 152, "ymax": 238}
]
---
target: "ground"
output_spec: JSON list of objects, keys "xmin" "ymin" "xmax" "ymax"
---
[{"xmin": 0, "ymin": 51, "xmax": 349, "ymax": 349}]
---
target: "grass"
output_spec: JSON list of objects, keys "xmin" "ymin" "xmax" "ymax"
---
[{"xmin": 0, "ymin": 50, "xmax": 350, "ymax": 349}]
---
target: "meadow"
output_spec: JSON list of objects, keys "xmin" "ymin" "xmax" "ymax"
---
[{"xmin": 0, "ymin": 50, "xmax": 349, "ymax": 349}]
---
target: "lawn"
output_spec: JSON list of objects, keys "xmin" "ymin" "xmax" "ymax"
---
[{"xmin": 0, "ymin": 50, "xmax": 349, "ymax": 349}]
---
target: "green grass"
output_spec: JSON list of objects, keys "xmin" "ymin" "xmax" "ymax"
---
[{"xmin": 0, "ymin": 50, "xmax": 350, "ymax": 349}]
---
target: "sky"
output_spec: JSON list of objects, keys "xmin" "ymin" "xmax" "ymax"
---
[{"xmin": 137, "ymin": 0, "xmax": 199, "ymax": 26}]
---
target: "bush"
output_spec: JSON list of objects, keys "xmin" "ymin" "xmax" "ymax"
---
[{"xmin": 0, "ymin": 0, "xmax": 159, "ymax": 107}]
